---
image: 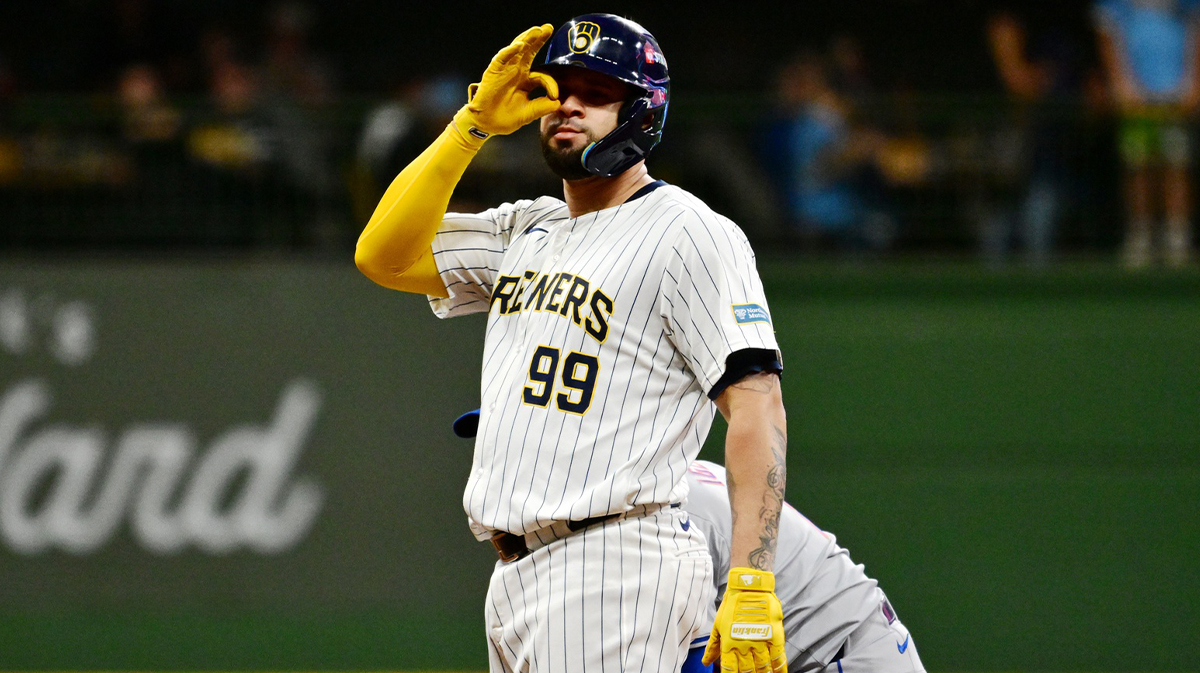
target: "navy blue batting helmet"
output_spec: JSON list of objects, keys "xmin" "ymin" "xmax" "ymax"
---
[{"xmin": 534, "ymin": 14, "xmax": 670, "ymax": 178}]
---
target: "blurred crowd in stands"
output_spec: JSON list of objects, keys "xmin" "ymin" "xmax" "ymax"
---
[{"xmin": 1, "ymin": 0, "xmax": 1198, "ymax": 268}]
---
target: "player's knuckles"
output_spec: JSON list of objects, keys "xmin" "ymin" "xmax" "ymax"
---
[
  {"xmin": 730, "ymin": 640, "xmax": 759, "ymax": 655},
  {"xmin": 732, "ymin": 649, "xmax": 756, "ymax": 673}
]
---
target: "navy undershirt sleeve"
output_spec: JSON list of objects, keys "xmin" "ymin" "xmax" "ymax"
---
[{"xmin": 707, "ymin": 348, "xmax": 784, "ymax": 401}]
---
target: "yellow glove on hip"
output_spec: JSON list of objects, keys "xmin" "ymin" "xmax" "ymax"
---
[
  {"xmin": 452, "ymin": 24, "xmax": 561, "ymax": 144},
  {"xmin": 703, "ymin": 568, "xmax": 788, "ymax": 673}
]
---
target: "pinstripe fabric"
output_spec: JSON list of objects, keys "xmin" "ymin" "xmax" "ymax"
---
[
  {"xmin": 428, "ymin": 186, "xmax": 780, "ymax": 541},
  {"xmin": 484, "ymin": 507, "xmax": 714, "ymax": 673}
]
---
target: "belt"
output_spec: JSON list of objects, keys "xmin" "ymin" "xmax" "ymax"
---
[
  {"xmin": 489, "ymin": 505, "xmax": 678, "ymax": 563},
  {"xmin": 490, "ymin": 530, "xmax": 532, "ymax": 563},
  {"xmin": 490, "ymin": 512, "xmax": 617, "ymax": 563}
]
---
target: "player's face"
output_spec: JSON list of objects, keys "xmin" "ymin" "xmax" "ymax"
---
[{"xmin": 539, "ymin": 69, "xmax": 631, "ymax": 180}]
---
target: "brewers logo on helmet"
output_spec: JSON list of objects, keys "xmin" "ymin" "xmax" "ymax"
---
[{"xmin": 568, "ymin": 21, "xmax": 601, "ymax": 53}]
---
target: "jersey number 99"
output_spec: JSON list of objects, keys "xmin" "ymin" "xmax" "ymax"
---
[{"xmin": 523, "ymin": 345, "xmax": 599, "ymax": 415}]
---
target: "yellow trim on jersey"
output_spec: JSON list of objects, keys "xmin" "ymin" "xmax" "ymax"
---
[
  {"xmin": 521, "ymin": 345, "xmax": 559, "ymax": 409},
  {"xmin": 584, "ymin": 290, "xmax": 613, "ymax": 344},
  {"xmin": 508, "ymin": 270, "xmax": 538, "ymax": 314},
  {"xmin": 556, "ymin": 350, "xmax": 600, "ymax": 416},
  {"xmin": 542, "ymin": 273, "xmax": 573, "ymax": 313},
  {"xmin": 524, "ymin": 272, "xmax": 558, "ymax": 312},
  {"xmin": 558, "ymin": 274, "xmax": 591, "ymax": 326}
]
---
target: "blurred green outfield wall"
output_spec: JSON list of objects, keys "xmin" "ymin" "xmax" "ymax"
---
[{"xmin": 0, "ymin": 259, "xmax": 1196, "ymax": 671}]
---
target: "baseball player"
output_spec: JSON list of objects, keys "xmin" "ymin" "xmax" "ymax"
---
[{"xmin": 357, "ymin": 15, "xmax": 789, "ymax": 673}]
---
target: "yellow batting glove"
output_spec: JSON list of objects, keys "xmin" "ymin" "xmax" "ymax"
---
[
  {"xmin": 452, "ymin": 24, "xmax": 561, "ymax": 145},
  {"xmin": 703, "ymin": 568, "xmax": 788, "ymax": 673}
]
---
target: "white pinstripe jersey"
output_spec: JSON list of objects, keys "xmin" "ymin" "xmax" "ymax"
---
[
  {"xmin": 428, "ymin": 183, "xmax": 780, "ymax": 540},
  {"xmin": 685, "ymin": 460, "xmax": 884, "ymax": 670}
]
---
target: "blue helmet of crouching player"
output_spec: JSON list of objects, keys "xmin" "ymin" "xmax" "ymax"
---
[{"xmin": 534, "ymin": 13, "xmax": 670, "ymax": 178}]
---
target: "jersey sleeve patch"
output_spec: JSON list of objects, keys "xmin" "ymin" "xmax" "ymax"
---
[{"xmin": 731, "ymin": 303, "xmax": 771, "ymax": 325}]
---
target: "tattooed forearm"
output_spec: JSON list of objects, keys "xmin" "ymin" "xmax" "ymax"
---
[
  {"xmin": 746, "ymin": 424, "xmax": 787, "ymax": 571},
  {"xmin": 721, "ymin": 370, "xmax": 787, "ymax": 571}
]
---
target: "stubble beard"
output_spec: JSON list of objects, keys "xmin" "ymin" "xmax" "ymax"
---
[{"xmin": 540, "ymin": 125, "xmax": 598, "ymax": 181}]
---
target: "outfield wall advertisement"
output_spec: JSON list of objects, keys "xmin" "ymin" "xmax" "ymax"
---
[{"xmin": 0, "ymin": 260, "xmax": 501, "ymax": 668}]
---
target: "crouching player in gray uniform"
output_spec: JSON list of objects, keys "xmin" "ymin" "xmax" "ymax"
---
[{"xmin": 684, "ymin": 460, "xmax": 926, "ymax": 673}]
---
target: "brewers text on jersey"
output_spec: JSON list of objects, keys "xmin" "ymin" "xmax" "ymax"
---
[{"xmin": 488, "ymin": 268, "xmax": 614, "ymax": 343}]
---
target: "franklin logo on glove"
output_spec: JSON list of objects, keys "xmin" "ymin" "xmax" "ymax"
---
[{"xmin": 731, "ymin": 624, "xmax": 774, "ymax": 640}]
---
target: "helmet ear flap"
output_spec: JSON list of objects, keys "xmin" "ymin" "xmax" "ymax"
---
[{"xmin": 580, "ymin": 97, "xmax": 652, "ymax": 178}]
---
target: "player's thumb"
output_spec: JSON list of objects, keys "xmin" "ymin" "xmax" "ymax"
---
[{"xmin": 701, "ymin": 633, "xmax": 721, "ymax": 666}]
